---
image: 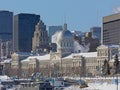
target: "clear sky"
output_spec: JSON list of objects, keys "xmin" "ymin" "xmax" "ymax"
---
[{"xmin": 0, "ymin": 0, "xmax": 120, "ymax": 32}]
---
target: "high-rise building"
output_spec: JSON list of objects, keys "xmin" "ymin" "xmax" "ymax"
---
[
  {"xmin": 14, "ymin": 13, "xmax": 40, "ymax": 52},
  {"xmin": 32, "ymin": 20, "xmax": 49, "ymax": 53},
  {"xmin": 90, "ymin": 27, "xmax": 101, "ymax": 42},
  {"xmin": 85, "ymin": 32, "xmax": 92, "ymax": 38},
  {"xmin": 48, "ymin": 26, "xmax": 63, "ymax": 43},
  {"xmin": 0, "ymin": 10, "xmax": 13, "ymax": 41},
  {"xmin": 85, "ymin": 32, "xmax": 99, "ymax": 52},
  {"xmin": 71, "ymin": 30, "xmax": 85, "ymax": 45},
  {"xmin": 0, "ymin": 41, "xmax": 13, "ymax": 58},
  {"xmin": 103, "ymin": 13, "xmax": 120, "ymax": 45}
]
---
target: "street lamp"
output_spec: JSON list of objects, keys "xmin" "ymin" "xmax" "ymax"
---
[{"xmin": 60, "ymin": 56, "xmax": 63, "ymax": 77}]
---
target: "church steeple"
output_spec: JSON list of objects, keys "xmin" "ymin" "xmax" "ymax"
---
[{"xmin": 63, "ymin": 23, "xmax": 67, "ymax": 31}]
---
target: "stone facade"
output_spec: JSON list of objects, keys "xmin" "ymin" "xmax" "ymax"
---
[
  {"xmin": 11, "ymin": 52, "xmax": 97, "ymax": 78},
  {"xmin": 11, "ymin": 52, "xmax": 33, "ymax": 77},
  {"xmin": 10, "ymin": 24, "xmax": 102, "ymax": 78},
  {"xmin": 10, "ymin": 44, "xmax": 120, "ymax": 78},
  {"xmin": 85, "ymin": 57, "xmax": 97, "ymax": 76},
  {"xmin": 32, "ymin": 21, "xmax": 49, "ymax": 53},
  {"xmin": 97, "ymin": 45, "xmax": 118, "ymax": 68},
  {"xmin": 10, "ymin": 24, "xmax": 120, "ymax": 78},
  {"xmin": 97, "ymin": 45, "xmax": 119, "ymax": 76}
]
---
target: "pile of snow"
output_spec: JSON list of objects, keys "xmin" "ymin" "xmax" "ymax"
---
[
  {"xmin": 0, "ymin": 75, "xmax": 11, "ymax": 81},
  {"xmin": 21, "ymin": 54, "xmax": 50, "ymax": 62},
  {"xmin": 64, "ymin": 82, "xmax": 118, "ymax": 90},
  {"xmin": 74, "ymin": 41, "xmax": 89, "ymax": 53}
]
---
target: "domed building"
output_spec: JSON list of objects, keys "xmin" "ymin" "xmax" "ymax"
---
[
  {"xmin": 52, "ymin": 23, "xmax": 74, "ymax": 57},
  {"xmin": 11, "ymin": 23, "xmax": 101, "ymax": 78}
]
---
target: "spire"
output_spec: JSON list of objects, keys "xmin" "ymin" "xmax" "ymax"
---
[
  {"xmin": 63, "ymin": 23, "xmax": 67, "ymax": 31},
  {"xmin": 63, "ymin": 13, "xmax": 67, "ymax": 31}
]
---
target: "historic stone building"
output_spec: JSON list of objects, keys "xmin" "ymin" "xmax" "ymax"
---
[
  {"xmin": 10, "ymin": 23, "xmax": 120, "ymax": 78},
  {"xmin": 97, "ymin": 45, "xmax": 118, "ymax": 68},
  {"xmin": 11, "ymin": 52, "xmax": 34, "ymax": 76},
  {"xmin": 52, "ymin": 23, "xmax": 74, "ymax": 57},
  {"xmin": 32, "ymin": 20, "xmax": 49, "ymax": 53},
  {"xmin": 11, "ymin": 51, "xmax": 97, "ymax": 77},
  {"xmin": 10, "ymin": 44, "xmax": 119, "ymax": 78},
  {"xmin": 97, "ymin": 45, "xmax": 119, "ymax": 76},
  {"xmin": 11, "ymin": 24, "xmax": 99, "ymax": 78}
]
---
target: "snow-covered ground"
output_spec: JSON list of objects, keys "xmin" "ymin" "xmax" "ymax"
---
[
  {"xmin": 64, "ymin": 82, "xmax": 118, "ymax": 90},
  {"xmin": 64, "ymin": 77, "xmax": 120, "ymax": 90}
]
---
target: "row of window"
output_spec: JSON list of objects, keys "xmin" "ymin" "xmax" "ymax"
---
[
  {"xmin": 60, "ymin": 42, "xmax": 73, "ymax": 47},
  {"xmin": 97, "ymin": 50, "xmax": 108, "ymax": 56},
  {"xmin": 39, "ymin": 38, "xmax": 48, "ymax": 42}
]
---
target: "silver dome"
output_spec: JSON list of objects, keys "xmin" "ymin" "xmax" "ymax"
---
[{"xmin": 57, "ymin": 30, "xmax": 73, "ymax": 41}]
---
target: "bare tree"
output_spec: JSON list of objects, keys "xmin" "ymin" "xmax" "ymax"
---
[
  {"xmin": 102, "ymin": 59, "xmax": 110, "ymax": 76},
  {"xmin": 113, "ymin": 54, "xmax": 119, "ymax": 74}
]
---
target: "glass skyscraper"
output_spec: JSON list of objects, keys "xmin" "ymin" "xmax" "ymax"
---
[
  {"xmin": 0, "ymin": 10, "xmax": 13, "ymax": 41},
  {"xmin": 48, "ymin": 26, "xmax": 63, "ymax": 43},
  {"xmin": 14, "ymin": 13, "xmax": 40, "ymax": 52},
  {"xmin": 90, "ymin": 27, "xmax": 101, "ymax": 42}
]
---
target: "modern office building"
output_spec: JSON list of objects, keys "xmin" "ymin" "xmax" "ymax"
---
[
  {"xmin": 14, "ymin": 13, "xmax": 40, "ymax": 52},
  {"xmin": 48, "ymin": 26, "xmax": 63, "ymax": 43},
  {"xmin": 0, "ymin": 10, "xmax": 13, "ymax": 41},
  {"xmin": 103, "ymin": 13, "xmax": 120, "ymax": 45},
  {"xmin": 90, "ymin": 27, "xmax": 101, "ymax": 42}
]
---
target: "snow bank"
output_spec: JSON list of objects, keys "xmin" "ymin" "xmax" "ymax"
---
[{"xmin": 64, "ymin": 82, "xmax": 118, "ymax": 90}]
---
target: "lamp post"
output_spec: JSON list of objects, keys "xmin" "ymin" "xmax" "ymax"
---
[
  {"xmin": 117, "ymin": 74, "xmax": 118, "ymax": 90},
  {"xmin": 0, "ymin": 61, "xmax": 3, "ymax": 75},
  {"xmin": 60, "ymin": 56, "xmax": 63, "ymax": 77},
  {"xmin": 60, "ymin": 48, "xmax": 63, "ymax": 77},
  {"xmin": 79, "ymin": 61, "xmax": 81, "ymax": 79}
]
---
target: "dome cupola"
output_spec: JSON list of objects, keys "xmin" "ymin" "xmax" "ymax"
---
[{"xmin": 52, "ymin": 23, "xmax": 74, "ymax": 57}]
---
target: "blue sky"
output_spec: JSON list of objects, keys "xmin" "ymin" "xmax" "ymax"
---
[{"xmin": 0, "ymin": 0, "xmax": 120, "ymax": 32}]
